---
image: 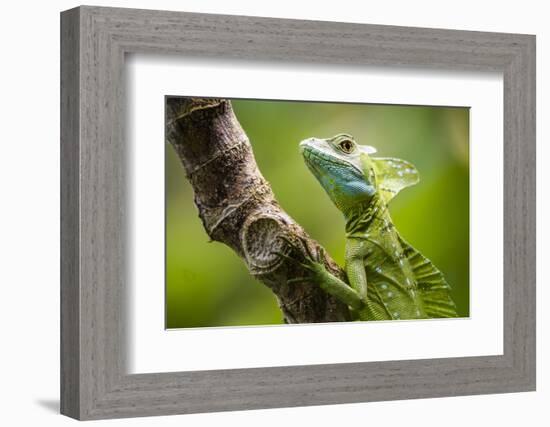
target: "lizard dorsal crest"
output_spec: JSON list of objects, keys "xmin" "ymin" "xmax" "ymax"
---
[
  {"xmin": 361, "ymin": 154, "xmax": 419, "ymax": 203},
  {"xmin": 359, "ymin": 145, "xmax": 377, "ymax": 155}
]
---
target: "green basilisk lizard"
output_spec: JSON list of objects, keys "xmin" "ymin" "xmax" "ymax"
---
[{"xmin": 277, "ymin": 134, "xmax": 458, "ymax": 321}]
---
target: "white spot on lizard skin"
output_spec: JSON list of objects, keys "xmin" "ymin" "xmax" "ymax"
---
[
  {"xmin": 397, "ymin": 171, "xmax": 404, "ymax": 177},
  {"xmin": 380, "ymin": 283, "xmax": 388, "ymax": 290},
  {"xmin": 416, "ymin": 309, "xmax": 421, "ymax": 316},
  {"xmin": 375, "ymin": 266, "xmax": 382, "ymax": 273},
  {"xmin": 387, "ymin": 291, "xmax": 393, "ymax": 298},
  {"xmin": 393, "ymin": 312, "xmax": 400, "ymax": 318}
]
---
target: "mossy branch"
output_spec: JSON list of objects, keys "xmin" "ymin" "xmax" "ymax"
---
[{"xmin": 166, "ymin": 97, "xmax": 350, "ymax": 323}]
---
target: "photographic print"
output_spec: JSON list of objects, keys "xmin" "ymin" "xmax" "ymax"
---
[{"xmin": 165, "ymin": 98, "xmax": 469, "ymax": 329}]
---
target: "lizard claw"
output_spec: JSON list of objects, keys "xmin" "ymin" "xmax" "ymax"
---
[
  {"xmin": 271, "ymin": 248, "xmax": 301, "ymax": 265},
  {"xmin": 270, "ymin": 249, "xmax": 313, "ymax": 272},
  {"xmin": 274, "ymin": 234, "xmax": 327, "ymax": 274},
  {"xmin": 316, "ymin": 245, "xmax": 326, "ymax": 263},
  {"xmin": 276, "ymin": 235, "xmax": 305, "ymax": 255},
  {"xmin": 286, "ymin": 277, "xmax": 309, "ymax": 285}
]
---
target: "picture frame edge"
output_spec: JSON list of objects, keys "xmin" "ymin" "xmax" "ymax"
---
[{"xmin": 60, "ymin": 5, "xmax": 536, "ymax": 420}]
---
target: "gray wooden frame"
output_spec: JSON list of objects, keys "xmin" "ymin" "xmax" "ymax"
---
[{"xmin": 60, "ymin": 5, "xmax": 536, "ymax": 420}]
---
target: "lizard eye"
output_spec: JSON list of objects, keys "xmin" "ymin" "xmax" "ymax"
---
[{"xmin": 339, "ymin": 139, "xmax": 355, "ymax": 154}]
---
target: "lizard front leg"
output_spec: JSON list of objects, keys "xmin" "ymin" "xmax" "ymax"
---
[{"xmin": 274, "ymin": 236, "xmax": 363, "ymax": 310}]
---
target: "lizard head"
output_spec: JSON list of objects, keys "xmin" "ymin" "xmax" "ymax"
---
[
  {"xmin": 299, "ymin": 134, "xmax": 378, "ymax": 213},
  {"xmin": 300, "ymin": 133, "xmax": 420, "ymax": 214}
]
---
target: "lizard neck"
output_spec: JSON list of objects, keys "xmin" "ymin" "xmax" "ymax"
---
[{"xmin": 344, "ymin": 192, "xmax": 387, "ymax": 237}]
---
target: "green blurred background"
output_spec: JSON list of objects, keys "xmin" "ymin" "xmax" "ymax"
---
[{"xmin": 166, "ymin": 99, "xmax": 470, "ymax": 329}]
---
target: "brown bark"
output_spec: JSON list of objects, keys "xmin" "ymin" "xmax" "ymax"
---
[{"xmin": 166, "ymin": 97, "xmax": 350, "ymax": 323}]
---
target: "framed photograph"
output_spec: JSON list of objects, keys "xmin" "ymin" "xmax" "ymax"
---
[{"xmin": 60, "ymin": 6, "xmax": 535, "ymax": 420}]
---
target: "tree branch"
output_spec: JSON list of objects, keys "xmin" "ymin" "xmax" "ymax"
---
[{"xmin": 166, "ymin": 97, "xmax": 350, "ymax": 323}]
